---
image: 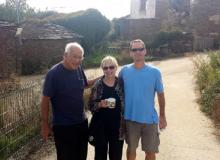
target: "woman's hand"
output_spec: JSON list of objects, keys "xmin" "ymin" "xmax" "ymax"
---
[{"xmin": 99, "ymin": 100, "xmax": 108, "ymax": 108}]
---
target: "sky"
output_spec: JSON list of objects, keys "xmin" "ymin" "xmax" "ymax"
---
[{"xmin": 0, "ymin": 0, "xmax": 131, "ymax": 20}]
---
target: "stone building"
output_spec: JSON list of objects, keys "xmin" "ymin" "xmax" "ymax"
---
[
  {"xmin": 114, "ymin": 0, "xmax": 215, "ymax": 53},
  {"xmin": 114, "ymin": 18, "xmax": 161, "ymax": 42},
  {"xmin": 0, "ymin": 21, "xmax": 21, "ymax": 92},
  {"xmin": 20, "ymin": 21, "xmax": 82, "ymax": 74},
  {"xmin": 115, "ymin": 0, "xmax": 171, "ymax": 42},
  {"xmin": 170, "ymin": 0, "xmax": 191, "ymax": 15},
  {"xmin": 192, "ymin": 0, "xmax": 220, "ymax": 49},
  {"xmin": 130, "ymin": 0, "xmax": 155, "ymax": 19}
]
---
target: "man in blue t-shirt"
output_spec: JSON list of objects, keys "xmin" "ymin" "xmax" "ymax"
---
[
  {"xmin": 41, "ymin": 42, "xmax": 97, "ymax": 160},
  {"xmin": 119, "ymin": 39, "xmax": 167, "ymax": 160}
]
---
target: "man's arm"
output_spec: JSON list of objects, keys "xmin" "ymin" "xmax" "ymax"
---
[
  {"xmin": 86, "ymin": 76, "xmax": 102, "ymax": 88},
  {"xmin": 41, "ymin": 96, "xmax": 51, "ymax": 141},
  {"xmin": 157, "ymin": 92, "xmax": 167, "ymax": 129}
]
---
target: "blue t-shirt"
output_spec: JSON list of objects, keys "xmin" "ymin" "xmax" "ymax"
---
[
  {"xmin": 43, "ymin": 63, "xmax": 88, "ymax": 125},
  {"xmin": 119, "ymin": 64, "xmax": 164, "ymax": 124}
]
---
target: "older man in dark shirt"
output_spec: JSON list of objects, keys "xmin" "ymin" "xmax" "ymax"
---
[{"xmin": 41, "ymin": 42, "xmax": 97, "ymax": 160}]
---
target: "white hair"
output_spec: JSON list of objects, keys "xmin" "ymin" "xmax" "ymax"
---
[{"xmin": 64, "ymin": 42, "xmax": 84, "ymax": 55}]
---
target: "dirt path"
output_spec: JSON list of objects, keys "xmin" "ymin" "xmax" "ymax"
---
[{"xmin": 26, "ymin": 56, "xmax": 220, "ymax": 160}]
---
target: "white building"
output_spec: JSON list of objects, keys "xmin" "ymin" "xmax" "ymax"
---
[{"xmin": 130, "ymin": 0, "xmax": 156, "ymax": 19}]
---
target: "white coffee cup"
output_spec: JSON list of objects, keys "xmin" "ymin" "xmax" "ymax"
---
[{"xmin": 106, "ymin": 98, "xmax": 116, "ymax": 108}]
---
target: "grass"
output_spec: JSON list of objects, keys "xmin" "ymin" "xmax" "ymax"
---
[
  {"xmin": 0, "ymin": 82, "xmax": 42, "ymax": 160},
  {"xmin": 0, "ymin": 118, "xmax": 40, "ymax": 160}
]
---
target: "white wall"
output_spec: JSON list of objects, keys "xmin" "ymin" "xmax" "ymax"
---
[{"xmin": 130, "ymin": 0, "xmax": 156, "ymax": 19}]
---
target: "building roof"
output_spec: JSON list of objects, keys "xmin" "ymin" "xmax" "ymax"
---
[
  {"xmin": 21, "ymin": 21, "xmax": 83, "ymax": 40},
  {"xmin": 0, "ymin": 21, "xmax": 16, "ymax": 27}
]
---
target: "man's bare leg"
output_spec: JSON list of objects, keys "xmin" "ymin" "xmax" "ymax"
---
[
  {"xmin": 145, "ymin": 152, "xmax": 156, "ymax": 160},
  {"xmin": 127, "ymin": 149, "xmax": 136, "ymax": 160}
]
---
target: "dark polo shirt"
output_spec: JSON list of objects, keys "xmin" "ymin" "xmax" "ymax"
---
[{"xmin": 43, "ymin": 63, "xmax": 88, "ymax": 125}]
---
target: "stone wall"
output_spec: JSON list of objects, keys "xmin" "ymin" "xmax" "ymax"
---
[
  {"xmin": 116, "ymin": 18, "xmax": 161, "ymax": 43},
  {"xmin": 192, "ymin": 0, "xmax": 220, "ymax": 47},
  {"xmin": 0, "ymin": 22, "xmax": 20, "ymax": 92},
  {"xmin": 155, "ymin": 0, "xmax": 170, "ymax": 20},
  {"xmin": 115, "ymin": 0, "xmax": 190, "ymax": 43},
  {"xmin": 0, "ymin": 24, "xmax": 19, "ymax": 79}
]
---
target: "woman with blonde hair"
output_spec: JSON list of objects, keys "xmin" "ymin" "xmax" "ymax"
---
[{"xmin": 88, "ymin": 56, "xmax": 124, "ymax": 160}]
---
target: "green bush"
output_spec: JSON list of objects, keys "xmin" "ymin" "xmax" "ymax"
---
[
  {"xmin": 50, "ymin": 9, "xmax": 111, "ymax": 54},
  {"xmin": 82, "ymin": 51, "xmax": 133, "ymax": 69},
  {"xmin": 194, "ymin": 51, "xmax": 220, "ymax": 114}
]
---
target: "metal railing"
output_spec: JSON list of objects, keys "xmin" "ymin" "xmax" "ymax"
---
[{"xmin": 0, "ymin": 80, "xmax": 42, "ymax": 159}]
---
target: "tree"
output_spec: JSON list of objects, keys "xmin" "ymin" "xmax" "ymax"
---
[
  {"xmin": 0, "ymin": 0, "xmax": 35, "ymax": 23},
  {"xmin": 50, "ymin": 9, "xmax": 111, "ymax": 54}
]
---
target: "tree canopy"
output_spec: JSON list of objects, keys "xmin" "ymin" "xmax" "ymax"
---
[
  {"xmin": 48, "ymin": 9, "xmax": 111, "ymax": 54},
  {"xmin": 0, "ymin": 0, "xmax": 35, "ymax": 23}
]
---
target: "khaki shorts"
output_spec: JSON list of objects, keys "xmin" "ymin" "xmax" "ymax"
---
[{"xmin": 125, "ymin": 120, "xmax": 160, "ymax": 153}]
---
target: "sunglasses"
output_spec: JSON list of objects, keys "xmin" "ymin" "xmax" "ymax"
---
[
  {"xmin": 103, "ymin": 65, "xmax": 115, "ymax": 70},
  {"xmin": 131, "ymin": 48, "xmax": 145, "ymax": 52}
]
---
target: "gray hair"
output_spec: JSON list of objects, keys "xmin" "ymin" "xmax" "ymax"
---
[{"xmin": 64, "ymin": 42, "xmax": 84, "ymax": 55}]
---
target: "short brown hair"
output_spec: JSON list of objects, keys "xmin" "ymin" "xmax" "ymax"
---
[{"xmin": 129, "ymin": 39, "xmax": 146, "ymax": 50}]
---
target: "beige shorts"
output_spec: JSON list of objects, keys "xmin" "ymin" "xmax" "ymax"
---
[{"xmin": 125, "ymin": 120, "xmax": 160, "ymax": 153}]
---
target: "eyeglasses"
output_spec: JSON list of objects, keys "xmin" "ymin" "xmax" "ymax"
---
[
  {"xmin": 131, "ymin": 48, "xmax": 145, "ymax": 52},
  {"xmin": 103, "ymin": 65, "xmax": 115, "ymax": 70}
]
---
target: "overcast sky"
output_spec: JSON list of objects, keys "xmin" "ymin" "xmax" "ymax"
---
[{"xmin": 0, "ymin": 0, "xmax": 131, "ymax": 20}]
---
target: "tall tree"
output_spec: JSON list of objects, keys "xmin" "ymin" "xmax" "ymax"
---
[
  {"xmin": 51, "ymin": 9, "xmax": 111, "ymax": 54},
  {"xmin": 0, "ymin": 0, "xmax": 35, "ymax": 23}
]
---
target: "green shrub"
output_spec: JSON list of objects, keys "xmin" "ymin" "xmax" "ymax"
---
[
  {"xmin": 51, "ymin": 9, "xmax": 111, "ymax": 53},
  {"xmin": 82, "ymin": 49, "xmax": 157, "ymax": 69},
  {"xmin": 194, "ymin": 51, "xmax": 220, "ymax": 114},
  {"xmin": 82, "ymin": 51, "xmax": 133, "ymax": 69}
]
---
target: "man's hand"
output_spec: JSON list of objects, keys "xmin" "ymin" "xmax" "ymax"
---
[
  {"xmin": 40, "ymin": 96, "xmax": 50, "ymax": 141},
  {"xmin": 157, "ymin": 92, "xmax": 167, "ymax": 129},
  {"xmin": 41, "ymin": 122, "xmax": 51, "ymax": 141},
  {"xmin": 159, "ymin": 115, "xmax": 167, "ymax": 130}
]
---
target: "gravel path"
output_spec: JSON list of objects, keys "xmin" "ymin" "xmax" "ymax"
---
[{"xmin": 25, "ymin": 55, "xmax": 220, "ymax": 160}]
